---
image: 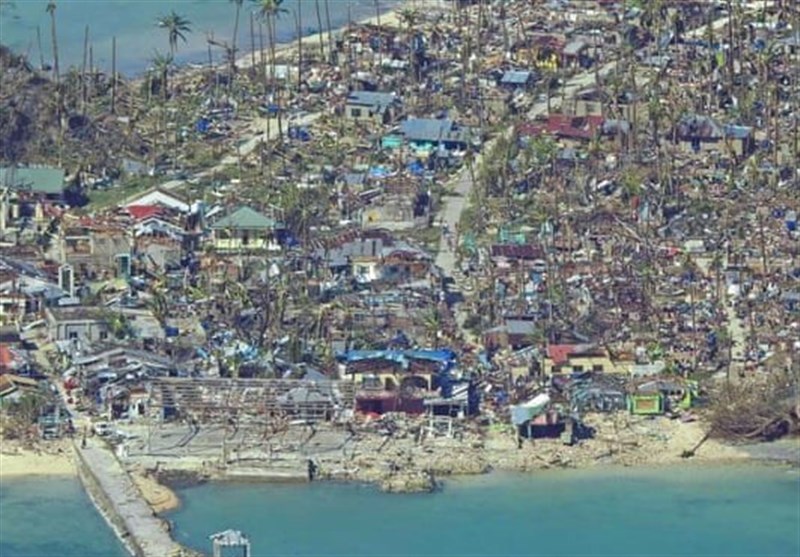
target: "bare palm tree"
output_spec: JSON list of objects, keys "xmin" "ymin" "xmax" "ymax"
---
[
  {"xmin": 254, "ymin": 0, "xmax": 288, "ymax": 136},
  {"xmin": 46, "ymin": 1, "xmax": 59, "ymax": 82},
  {"xmin": 314, "ymin": 0, "xmax": 325, "ymax": 60},
  {"xmin": 157, "ymin": 10, "xmax": 192, "ymax": 56},
  {"xmin": 294, "ymin": 1, "xmax": 303, "ymax": 91},
  {"xmin": 230, "ymin": 0, "xmax": 244, "ymax": 72},
  {"xmin": 254, "ymin": 0, "xmax": 288, "ymax": 78}
]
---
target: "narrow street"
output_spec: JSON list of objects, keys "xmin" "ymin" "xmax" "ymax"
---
[
  {"xmin": 434, "ymin": 64, "xmax": 618, "ymax": 336},
  {"xmin": 696, "ymin": 255, "xmax": 749, "ymax": 380}
]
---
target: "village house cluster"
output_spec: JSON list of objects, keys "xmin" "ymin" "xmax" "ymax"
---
[{"xmin": 0, "ymin": 0, "xmax": 798, "ymax": 469}]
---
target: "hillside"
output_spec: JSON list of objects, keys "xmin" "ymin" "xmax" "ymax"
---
[{"xmin": 0, "ymin": 45, "xmax": 148, "ymax": 169}]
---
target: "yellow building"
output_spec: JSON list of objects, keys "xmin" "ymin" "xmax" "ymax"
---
[{"xmin": 544, "ymin": 344, "xmax": 633, "ymax": 376}]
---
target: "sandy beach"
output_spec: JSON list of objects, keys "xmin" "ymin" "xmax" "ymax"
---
[
  {"xmin": 129, "ymin": 467, "xmax": 181, "ymax": 514},
  {"xmin": 0, "ymin": 440, "xmax": 77, "ymax": 478}
]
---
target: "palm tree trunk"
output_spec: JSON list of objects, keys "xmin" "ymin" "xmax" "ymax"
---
[
  {"xmin": 757, "ymin": 212, "xmax": 768, "ymax": 275},
  {"xmin": 49, "ymin": 9, "xmax": 59, "ymax": 83},
  {"xmin": 269, "ymin": 16, "xmax": 283, "ymax": 141},
  {"xmin": 231, "ymin": 1, "xmax": 241, "ymax": 82},
  {"xmin": 250, "ymin": 11, "xmax": 256, "ymax": 70},
  {"xmin": 324, "ymin": 0, "xmax": 333, "ymax": 61},
  {"xmin": 500, "ymin": 0, "xmax": 509, "ymax": 54},
  {"xmin": 375, "ymin": 0, "xmax": 381, "ymax": 35},
  {"xmin": 315, "ymin": 0, "xmax": 325, "ymax": 60},
  {"xmin": 81, "ymin": 25, "xmax": 89, "ymax": 111},
  {"xmin": 259, "ymin": 21, "xmax": 266, "ymax": 93},
  {"xmin": 771, "ymin": 84, "xmax": 779, "ymax": 166},
  {"xmin": 296, "ymin": 2, "xmax": 303, "ymax": 92},
  {"xmin": 269, "ymin": 15, "xmax": 277, "ymax": 87},
  {"xmin": 36, "ymin": 26, "xmax": 45, "ymax": 71},
  {"xmin": 111, "ymin": 36, "xmax": 117, "ymax": 114}
]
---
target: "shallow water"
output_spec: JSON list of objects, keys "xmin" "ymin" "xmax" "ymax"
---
[
  {"xmin": 0, "ymin": 477, "xmax": 128, "ymax": 557},
  {"xmin": 167, "ymin": 466, "xmax": 800, "ymax": 557},
  {"xmin": 0, "ymin": 0, "xmax": 400, "ymax": 75}
]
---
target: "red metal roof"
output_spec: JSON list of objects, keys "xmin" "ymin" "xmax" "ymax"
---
[
  {"xmin": 126, "ymin": 205, "xmax": 163, "ymax": 221},
  {"xmin": 546, "ymin": 114, "xmax": 604, "ymax": 140},
  {"xmin": 518, "ymin": 115, "xmax": 605, "ymax": 141}
]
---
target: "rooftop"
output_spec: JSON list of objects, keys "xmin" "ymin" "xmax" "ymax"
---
[
  {"xmin": 0, "ymin": 166, "xmax": 66, "ymax": 195},
  {"xmin": 211, "ymin": 206, "xmax": 283, "ymax": 230},
  {"xmin": 346, "ymin": 91, "xmax": 400, "ymax": 110},
  {"xmin": 399, "ymin": 118, "xmax": 474, "ymax": 145}
]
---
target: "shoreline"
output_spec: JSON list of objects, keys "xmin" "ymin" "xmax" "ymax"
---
[
  {"xmin": 0, "ymin": 440, "xmax": 77, "ymax": 479},
  {"xmin": 235, "ymin": 5, "xmax": 402, "ymax": 71},
  {"xmin": 163, "ymin": 4, "xmax": 403, "ymax": 86},
  {"xmin": 2, "ymin": 430, "xmax": 795, "ymax": 557},
  {"xmin": 148, "ymin": 434, "xmax": 799, "ymax": 515},
  {"xmin": 153, "ymin": 449, "xmax": 799, "ymax": 512}
]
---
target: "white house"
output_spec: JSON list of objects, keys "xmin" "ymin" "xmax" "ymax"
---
[{"xmin": 123, "ymin": 188, "xmax": 190, "ymax": 213}]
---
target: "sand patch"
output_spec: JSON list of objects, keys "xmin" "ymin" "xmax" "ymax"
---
[
  {"xmin": 130, "ymin": 467, "xmax": 181, "ymax": 514},
  {"xmin": 0, "ymin": 441, "xmax": 77, "ymax": 478}
]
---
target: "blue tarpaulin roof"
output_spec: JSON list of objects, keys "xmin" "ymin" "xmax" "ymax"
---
[
  {"xmin": 407, "ymin": 161, "xmax": 425, "ymax": 175},
  {"xmin": 369, "ymin": 166, "xmax": 392, "ymax": 178}
]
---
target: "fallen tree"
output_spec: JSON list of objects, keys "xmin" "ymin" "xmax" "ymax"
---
[{"xmin": 707, "ymin": 371, "xmax": 799, "ymax": 442}]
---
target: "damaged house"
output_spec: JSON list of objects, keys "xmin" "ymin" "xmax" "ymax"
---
[{"xmin": 338, "ymin": 349, "xmax": 457, "ymax": 415}]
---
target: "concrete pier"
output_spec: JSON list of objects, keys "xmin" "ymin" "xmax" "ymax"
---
[{"xmin": 75, "ymin": 438, "xmax": 185, "ymax": 557}]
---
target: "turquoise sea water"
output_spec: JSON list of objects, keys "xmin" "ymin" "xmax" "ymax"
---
[
  {"xmin": 167, "ymin": 466, "xmax": 800, "ymax": 557},
  {"xmin": 0, "ymin": 477, "xmax": 128, "ymax": 557},
  {"xmin": 0, "ymin": 467, "xmax": 797, "ymax": 557},
  {"xmin": 0, "ymin": 0, "xmax": 399, "ymax": 75}
]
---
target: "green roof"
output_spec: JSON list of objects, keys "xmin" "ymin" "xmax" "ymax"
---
[
  {"xmin": 211, "ymin": 206, "xmax": 281, "ymax": 230},
  {"xmin": 0, "ymin": 167, "xmax": 66, "ymax": 195}
]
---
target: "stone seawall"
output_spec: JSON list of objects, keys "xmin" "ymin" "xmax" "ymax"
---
[
  {"xmin": 74, "ymin": 439, "xmax": 199, "ymax": 557},
  {"xmin": 74, "ymin": 443, "xmax": 142, "ymax": 557}
]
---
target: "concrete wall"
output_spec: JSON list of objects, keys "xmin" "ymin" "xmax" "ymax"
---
[
  {"xmin": 54, "ymin": 320, "xmax": 110, "ymax": 342},
  {"xmin": 73, "ymin": 441, "xmax": 198, "ymax": 557},
  {"xmin": 74, "ymin": 445, "xmax": 143, "ymax": 557}
]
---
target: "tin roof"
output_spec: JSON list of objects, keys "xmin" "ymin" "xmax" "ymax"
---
[
  {"xmin": 211, "ymin": 206, "xmax": 282, "ymax": 230},
  {"xmin": 500, "ymin": 70, "xmax": 533, "ymax": 85},
  {"xmin": 0, "ymin": 167, "xmax": 66, "ymax": 195}
]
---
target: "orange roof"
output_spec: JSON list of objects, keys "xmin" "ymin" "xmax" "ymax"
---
[
  {"xmin": 0, "ymin": 344, "xmax": 17, "ymax": 370},
  {"xmin": 546, "ymin": 344, "xmax": 578, "ymax": 365}
]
